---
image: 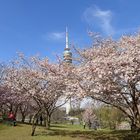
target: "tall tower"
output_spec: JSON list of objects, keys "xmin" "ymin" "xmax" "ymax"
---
[
  {"xmin": 63, "ymin": 27, "xmax": 72, "ymax": 64},
  {"xmin": 63, "ymin": 27, "xmax": 72, "ymax": 115}
]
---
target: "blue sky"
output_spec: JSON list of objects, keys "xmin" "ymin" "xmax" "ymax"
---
[{"xmin": 0, "ymin": 0, "xmax": 140, "ymax": 62}]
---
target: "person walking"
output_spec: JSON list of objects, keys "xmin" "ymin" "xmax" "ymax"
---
[{"xmin": 8, "ymin": 112, "xmax": 16, "ymax": 126}]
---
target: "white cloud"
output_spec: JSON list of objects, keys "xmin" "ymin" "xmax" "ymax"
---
[
  {"xmin": 43, "ymin": 32, "xmax": 65, "ymax": 41},
  {"xmin": 83, "ymin": 5, "xmax": 115, "ymax": 36},
  {"xmin": 49, "ymin": 32, "xmax": 65, "ymax": 40}
]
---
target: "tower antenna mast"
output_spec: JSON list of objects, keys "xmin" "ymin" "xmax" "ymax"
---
[{"xmin": 66, "ymin": 27, "xmax": 69, "ymax": 49}]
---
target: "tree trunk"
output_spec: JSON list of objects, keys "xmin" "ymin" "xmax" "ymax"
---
[
  {"xmin": 46, "ymin": 115, "xmax": 51, "ymax": 130},
  {"xmin": 21, "ymin": 115, "xmax": 26, "ymax": 123},
  {"xmin": 31, "ymin": 117, "xmax": 38, "ymax": 136},
  {"xmin": 29, "ymin": 115, "xmax": 33, "ymax": 124},
  {"xmin": 39, "ymin": 115, "xmax": 43, "ymax": 126},
  {"xmin": 130, "ymin": 120, "xmax": 140, "ymax": 133},
  {"xmin": 88, "ymin": 120, "xmax": 91, "ymax": 129},
  {"xmin": 44, "ymin": 118, "xmax": 46, "ymax": 126}
]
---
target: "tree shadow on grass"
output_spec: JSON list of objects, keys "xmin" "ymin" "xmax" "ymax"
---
[
  {"xmin": 107, "ymin": 130, "xmax": 140, "ymax": 140},
  {"xmin": 39, "ymin": 129, "xmax": 92, "ymax": 139},
  {"xmin": 50, "ymin": 124, "xmax": 68, "ymax": 128},
  {"xmin": 37, "ymin": 128, "xmax": 140, "ymax": 140}
]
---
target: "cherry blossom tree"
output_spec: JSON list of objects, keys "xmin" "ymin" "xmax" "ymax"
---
[
  {"xmin": 32, "ymin": 58, "xmax": 71, "ymax": 128},
  {"xmin": 0, "ymin": 64, "xmax": 14, "ymax": 116},
  {"xmin": 4, "ymin": 57, "xmax": 71, "ymax": 136},
  {"xmin": 82, "ymin": 107, "xmax": 97, "ymax": 129},
  {"xmin": 73, "ymin": 33, "xmax": 140, "ymax": 132}
]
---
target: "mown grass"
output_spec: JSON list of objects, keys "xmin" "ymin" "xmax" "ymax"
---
[{"xmin": 0, "ymin": 123, "xmax": 139, "ymax": 140}]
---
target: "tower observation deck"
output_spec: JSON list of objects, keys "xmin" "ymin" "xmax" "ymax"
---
[{"xmin": 63, "ymin": 27, "xmax": 72, "ymax": 64}]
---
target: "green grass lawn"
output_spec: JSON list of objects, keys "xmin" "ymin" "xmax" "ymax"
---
[{"xmin": 0, "ymin": 123, "xmax": 139, "ymax": 140}]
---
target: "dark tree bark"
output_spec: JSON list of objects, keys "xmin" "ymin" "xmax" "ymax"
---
[
  {"xmin": 21, "ymin": 115, "xmax": 26, "ymax": 123},
  {"xmin": 31, "ymin": 110, "xmax": 41, "ymax": 136},
  {"xmin": 31, "ymin": 117, "xmax": 38, "ymax": 136},
  {"xmin": 46, "ymin": 115, "xmax": 51, "ymax": 130}
]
